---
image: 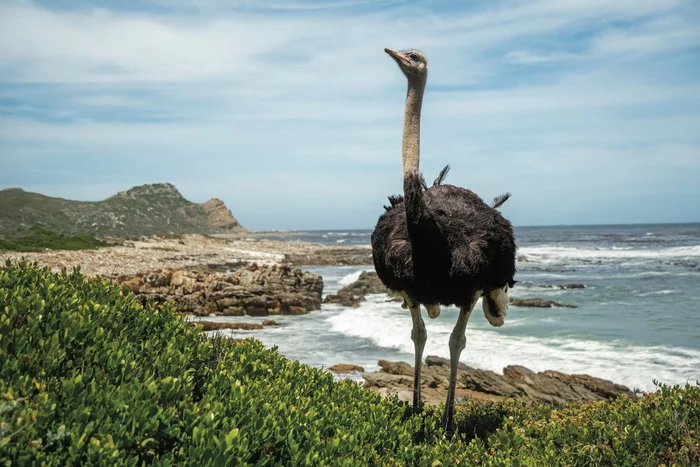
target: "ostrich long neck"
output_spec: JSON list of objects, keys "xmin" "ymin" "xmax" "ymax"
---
[{"xmin": 402, "ymin": 75, "xmax": 427, "ymax": 179}]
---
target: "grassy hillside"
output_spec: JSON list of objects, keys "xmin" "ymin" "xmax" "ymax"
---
[
  {"xmin": 1, "ymin": 261, "xmax": 698, "ymax": 465},
  {"xmin": 0, "ymin": 184, "xmax": 245, "ymax": 238},
  {"xmin": 0, "ymin": 227, "xmax": 110, "ymax": 252}
]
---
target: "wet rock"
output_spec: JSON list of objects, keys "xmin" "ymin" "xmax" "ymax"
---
[
  {"xmin": 362, "ymin": 356, "xmax": 633, "ymax": 406},
  {"xmin": 116, "ymin": 263, "xmax": 323, "ymax": 317},
  {"xmin": 262, "ymin": 319, "xmax": 279, "ymax": 326},
  {"xmin": 510, "ymin": 297, "xmax": 577, "ymax": 308},
  {"xmin": 329, "ymin": 364, "xmax": 365, "ymax": 373}
]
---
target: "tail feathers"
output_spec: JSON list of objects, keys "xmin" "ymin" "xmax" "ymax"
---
[
  {"xmin": 433, "ymin": 165, "xmax": 450, "ymax": 186},
  {"xmin": 491, "ymin": 192, "xmax": 511, "ymax": 209},
  {"xmin": 383, "ymin": 194, "xmax": 404, "ymax": 211}
]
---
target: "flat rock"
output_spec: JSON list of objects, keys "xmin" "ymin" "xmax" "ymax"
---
[
  {"xmin": 362, "ymin": 356, "xmax": 634, "ymax": 406},
  {"xmin": 284, "ymin": 247, "xmax": 373, "ymax": 266},
  {"xmin": 510, "ymin": 297, "xmax": 577, "ymax": 308},
  {"xmin": 329, "ymin": 364, "xmax": 365, "ymax": 373}
]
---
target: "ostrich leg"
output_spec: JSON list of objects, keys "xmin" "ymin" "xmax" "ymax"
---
[
  {"xmin": 442, "ymin": 299, "xmax": 477, "ymax": 437},
  {"xmin": 408, "ymin": 299, "xmax": 427, "ymax": 412}
]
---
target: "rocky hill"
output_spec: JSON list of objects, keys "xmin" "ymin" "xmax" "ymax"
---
[{"xmin": 0, "ymin": 183, "xmax": 246, "ymax": 237}]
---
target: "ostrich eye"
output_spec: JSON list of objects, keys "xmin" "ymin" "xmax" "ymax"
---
[{"xmin": 408, "ymin": 53, "xmax": 418, "ymax": 61}]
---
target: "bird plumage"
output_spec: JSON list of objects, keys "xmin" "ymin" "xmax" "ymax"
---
[
  {"xmin": 372, "ymin": 47, "xmax": 517, "ymax": 437},
  {"xmin": 372, "ymin": 167, "xmax": 516, "ymax": 309}
]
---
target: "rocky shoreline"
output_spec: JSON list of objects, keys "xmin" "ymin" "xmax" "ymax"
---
[
  {"xmin": 116, "ymin": 263, "xmax": 323, "ymax": 316},
  {"xmin": 1, "ymin": 234, "xmax": 372, "ymax": 277},
  {"xmin": 356, "ymin": 357, "xmax": 635, "ymax": 406},
  {"xmin": 2, "ymin": 234, "xmax": 636, "ymax": 404}
]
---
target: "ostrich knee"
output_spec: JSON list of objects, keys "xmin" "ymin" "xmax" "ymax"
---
[{"xmin": 448, "ymin": 332, "xmax": 466, "ymax": 359}]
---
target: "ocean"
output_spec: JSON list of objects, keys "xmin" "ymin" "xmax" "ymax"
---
[{"xmin": 206, "ymin": 224, "xmax": 700, "ymax": 392}]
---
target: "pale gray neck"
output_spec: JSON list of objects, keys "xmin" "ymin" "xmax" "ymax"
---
[{"xmin": 402, "ymin": 74, "xmax": 426, "ymax": 179}]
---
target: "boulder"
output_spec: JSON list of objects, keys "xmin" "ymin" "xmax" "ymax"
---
[
  {"xmin": 378, "ymin": 359, "xmax": 414, "ymax": 376},
  {"xmin": 329, "ymin": 364, "xmax": 365, "ymax": 373}
]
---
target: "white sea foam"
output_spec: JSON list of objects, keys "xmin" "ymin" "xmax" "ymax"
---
[
  {"xmin": 326, "ymin": 297, "xmax": 700, "ymax": 392},
  {"xmin": 519, "ymin": 245, "xmax": 700, "ymax": 263},
  {"xmin": 637, "ymin": 289, "xmax": 678, "ymax": 297},
  {"xmin": 338, "ymin": 268, "xmax": 374, "ymax": 286}
]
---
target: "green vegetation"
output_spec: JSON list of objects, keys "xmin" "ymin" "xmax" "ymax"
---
[
  {"xmin": 0, "ymin": 184, "xmax": 244, "ymax": 238},
  {"xmin": 0, "ymin": 227, "xmax": 110, "ymax": 252},
  {"xmin": 1, "ymin": 261, "xmax": 698, "ymax": 466}
]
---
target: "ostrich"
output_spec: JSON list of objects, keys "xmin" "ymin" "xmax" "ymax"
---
[{"xmin": 371, "ymin": 48, "xmax": 516, "ymax": 437}]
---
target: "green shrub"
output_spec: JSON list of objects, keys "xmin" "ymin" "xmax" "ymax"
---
[
  {"xmin": 1, "ymin": 261, "xmax": 698, "ymax": 466},
  {"xmin": 0, "ymin": 227, "xmax": 109, "ymax": 252}
]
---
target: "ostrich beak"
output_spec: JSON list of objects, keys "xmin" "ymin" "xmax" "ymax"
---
[{"xmin": 384, "ymin": 48, "xmax": 408, "ymax": 64}]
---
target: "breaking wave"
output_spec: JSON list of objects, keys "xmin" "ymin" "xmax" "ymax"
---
[{"xmin": 326, "ymin": 296, "xmax": 700, "ymax": 392}]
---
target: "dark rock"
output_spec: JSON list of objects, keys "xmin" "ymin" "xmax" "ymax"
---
[
  {"xmin": 510, "ymin": 297, "xmax": 577, "ymax": 308},
  {"xmin": 262, "ymin": 319, "xmax": 279, "ymax": 326},
  {"xmin": 196, "ymin": 321, "xmax": 263, "ymax": 331}
]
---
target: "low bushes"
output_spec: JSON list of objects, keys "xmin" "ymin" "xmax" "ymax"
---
[
  {"xmin": 1, "ymin": 261, "xmax": 698, "ymax": 465},
  {"xmin": 0, "ymin": 227, "xmax": 110, "ymax": 252}
]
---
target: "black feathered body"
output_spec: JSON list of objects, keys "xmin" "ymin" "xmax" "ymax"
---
[{"xmin": 372, "ymin": 169, "xmax": 516, "ymax": 308}]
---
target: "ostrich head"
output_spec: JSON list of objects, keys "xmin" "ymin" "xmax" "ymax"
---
[{"xmin": 384, "ymin": 48, "xmax": 427, "ymax": 79}]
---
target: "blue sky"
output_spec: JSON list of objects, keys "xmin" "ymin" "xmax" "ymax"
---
[{"xmin": 1, "ymin": 0, "xmax": 699, "ymax": 230}]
